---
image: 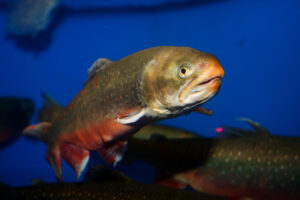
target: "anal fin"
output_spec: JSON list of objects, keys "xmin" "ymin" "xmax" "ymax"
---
[
  {"xmin": 98, "ymin": 141, "xmax": 128, "ymax": 166},
  {"xmin": 60, "ymin": 143, "xmax": 90, "ymax": 179}
]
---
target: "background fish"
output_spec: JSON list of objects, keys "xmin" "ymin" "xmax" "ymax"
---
[
  {"xmin": 0, "ymin": 165, "xmax": 225, "ymax": 200},
  {"xmin": 6, "ymin": 0, "xmax": 62, "ymax": 36},
  {"xmin": 122, "ymin": 119, "xmax": 300, "ymax": 200},
  {"xmin": 0, "ymin": 97, "xmax": 34, "ymax": 148},
  {"xmin": 23, "ymin": 46, "xmax": 224, "ymax": 180}
]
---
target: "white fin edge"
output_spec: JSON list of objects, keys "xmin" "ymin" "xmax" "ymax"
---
[
  {"xmin": 113, "ymin": 141, "xmax": 128, "ymax": 167},
  {"xmin": 116, "ymin": 109, "xmax": 146, "ymax": 124},
  {"xmin": 75, "ymin": 155, "xmax": 90, "ymax": 180}
]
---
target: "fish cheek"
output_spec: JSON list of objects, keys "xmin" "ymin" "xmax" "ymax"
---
[{"xmin": 157, "ymin": 77, "xmax": 182, "ymax": 103}]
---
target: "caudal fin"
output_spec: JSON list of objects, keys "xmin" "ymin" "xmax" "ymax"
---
[
  {"xmin": 22, "ymin": 122, "xmax": 64, "ymax": 181},
  {"xmin": 22, "ymin": 122, "xmax": 51, "ymax": 142}
]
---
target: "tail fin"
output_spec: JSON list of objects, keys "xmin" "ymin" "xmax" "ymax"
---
[{"xmin": 22, "ymin": 122, "xmax": 51, "ymax": 142}]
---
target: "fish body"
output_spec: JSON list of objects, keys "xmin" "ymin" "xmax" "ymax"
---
[
  {"xmin": 24, "ymin": 46, "xmax": 224, "ymax": 180},
  {"xmin": 134, "ymin": 124, "xmax": 199, "ymax": 140},
  {"xmin": 0, "ymin": 97, "xmax": 34, "ymax": 148},
  {"xmin": 123, "ymin": 122, "xmax": 300, "ymax": 200},
  {"xmin": 37, "ymin": 94, "xmax": 201, "ymax": 139},
  {"xmin": 0, "ymin": 165, "xmax": 225, "ymax": 200}
]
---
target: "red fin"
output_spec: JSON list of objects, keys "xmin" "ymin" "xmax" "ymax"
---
[
  {"xmin": 22, "ymin": 122, "xmax": 51, "ymax": 141},
  {"xmin": 60, "ymin": 143, "xmax": 90, "ymax": 179},
  {"xmin": 98, "ymin": 141, "xmax": 127, "ymax": 166},
  {"xmin": 154, "ymin": 169, "xmax": 187, "ymax": 189}
]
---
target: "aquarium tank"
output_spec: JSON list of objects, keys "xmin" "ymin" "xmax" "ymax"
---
[{"xmin": 0, "ymin": 0, "xmax": 299, "ymax": 199}]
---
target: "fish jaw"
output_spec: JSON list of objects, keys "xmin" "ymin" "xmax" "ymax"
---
[{"xmin": 178, "ymin": 57, "xmax": 224, "ymax": 106}]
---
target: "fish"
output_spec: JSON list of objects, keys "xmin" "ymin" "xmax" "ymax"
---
[
  {"xmin": 134, "ymin": 124, "xmax": 200, "ymax": 140},
  {"xmin": 6, "ymin": 0, "xmax": 62, "ymax": 36},
  {"xmin": 23, "ymin": 46, "xmax": 224, "ymax": 180},
  {"xmin": 0, "ymin": 165, "xmax": 226, "ymax": 200},
  {"xmin": 122, "ymin": 119, "xmax": 300, "ymax": 200},
  {"xmin": 0, "ymin": 97, "xmax": 34, "ymax": 148}
]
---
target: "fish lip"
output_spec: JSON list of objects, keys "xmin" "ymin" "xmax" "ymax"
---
[{"xmin": 197, "ymin": 75, "xmax": 223, "ymax": 86}]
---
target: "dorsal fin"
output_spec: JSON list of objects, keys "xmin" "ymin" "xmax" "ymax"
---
[
  {"xmin": 215, "ymin": 118, "xmax": 270, "ymax": 138},
  {"xmin": 85, "ymin": 58, "xmax": 112, "ymax": 85},
  {"xmin": 83, "ymin": 164, "xmax": 131, "ymax": 183},
  {"xmin": 237, "ymin": 118, "xmax": 270, "ymax": 136}
]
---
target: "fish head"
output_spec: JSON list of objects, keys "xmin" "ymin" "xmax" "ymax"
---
[{"xmin": 140, "ymin": 47, "xmax": 224, "ymax": 117}]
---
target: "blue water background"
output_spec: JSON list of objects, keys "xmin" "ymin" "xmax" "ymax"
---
[{"xmin": 0, "ymin": 0, "xmax": 299, "ymax": 186}]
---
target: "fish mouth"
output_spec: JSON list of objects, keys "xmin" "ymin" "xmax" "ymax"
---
[
  {"xmin": 191, "ymin": 76, "xmax": 222, "ymax": 94},
  {"xmin": 197, "ymin": 75, "xmax": 223, "ymax": 87},
  {"xmin": 179, "ymin": 75, "xmax": 222, "ymax": 105}
]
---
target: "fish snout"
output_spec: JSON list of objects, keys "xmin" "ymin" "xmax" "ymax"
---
[{"xmin": 198, "ymin": 57, "xmax": 224, "ymax": 82}]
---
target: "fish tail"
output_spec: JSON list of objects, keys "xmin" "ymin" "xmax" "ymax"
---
[
  {"xmin": 22, "ymin": 122, "xmax": 64, "ymax": 181},
  {"xmin": 22, "ymin": 122, "xmax": 52, "ymax": 142},
  {"xmin": 23, "ymin": 122, "xmax": 90, "ymax": 181}
]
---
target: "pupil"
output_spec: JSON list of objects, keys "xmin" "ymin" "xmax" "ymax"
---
[{"xmin": 181, "ymin": 68, "xmax": 186, "ymax": 74}]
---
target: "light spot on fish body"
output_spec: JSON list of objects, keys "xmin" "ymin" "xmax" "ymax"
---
[
  {"xmin": 295, "ymin": 155, "xmax": 298, "ymax": 160},
  {"xmin": 248, "ymin": 156, "xmax": 252, "ymax": 161}
]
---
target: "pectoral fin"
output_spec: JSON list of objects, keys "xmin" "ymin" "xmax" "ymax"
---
[
  {"xmin": 193, "ymin": 107, "xmax": 213, "ymax": 116},
  {"xmin": 116, "ymin": 109, "xmax": 146, "ymax": 125}
]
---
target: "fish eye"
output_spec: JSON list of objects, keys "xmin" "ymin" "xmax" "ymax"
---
[{"xmin": 178, "ymin": 64, "xmax": 190, "ymax": 78}]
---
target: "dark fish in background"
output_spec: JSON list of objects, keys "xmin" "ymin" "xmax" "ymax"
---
[
  {"xmin": 6, "ymin": 0, "xmax": 62, "ymax": 36},
  {"xmin": 0, "ymin": 165, "xmax": 225, "ymax": 200},
  {"xmin": 0, "ymin": 97, "xmax": 34, "ymax": 148},
  {"xmin": 23, "ymin": 46, "xmax": 224, "ymax": 181},
  {"xmin": 134, "ymin": 124, "xmax": 199, "ymax": 139},
  {"xmin": 122, "ymin": 119, "xmax": 300, "ymax": 200}
]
